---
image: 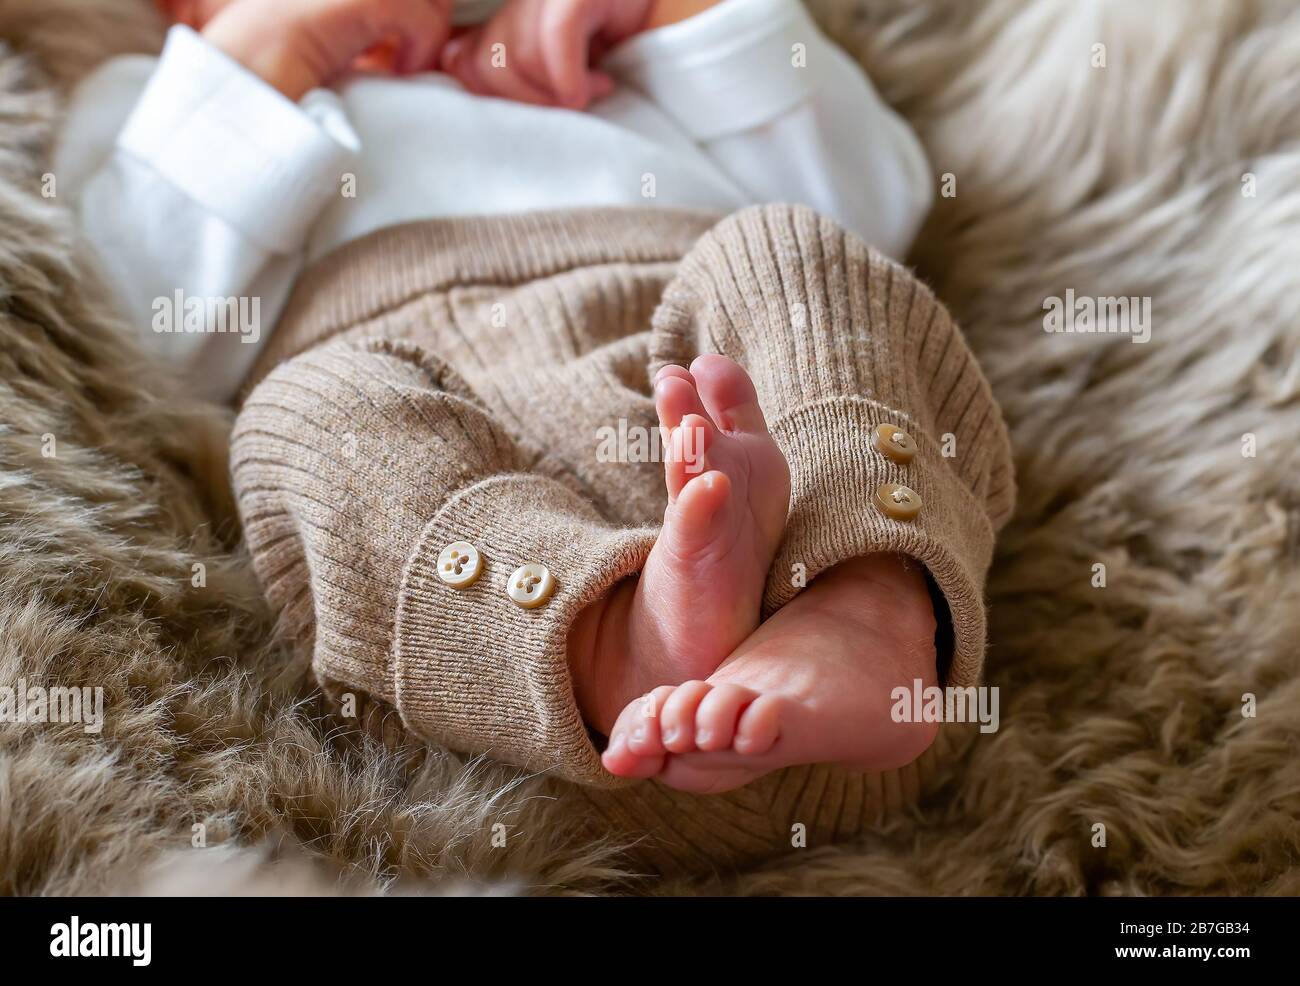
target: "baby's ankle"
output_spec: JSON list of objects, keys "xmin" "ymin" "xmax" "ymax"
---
[{"xmin": 566, "ymin": 577, "xmax": 638, "ymax": 736}]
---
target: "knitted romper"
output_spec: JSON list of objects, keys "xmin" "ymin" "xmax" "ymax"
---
[{"xmin": 230, "ymin": 204, "xmax": 1015, "ymax": 874}]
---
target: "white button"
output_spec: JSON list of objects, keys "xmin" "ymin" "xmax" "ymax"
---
[
  {"xmin": 436, "ymin": 541, "xmax": 483, "ymax": 588},
  {"xmin": 873, "ymin": 483, "xmax": 922, "ymax": 521},
  {"xmin": 873, "ymin": 423, "xmax": 917, "ymax": 465},
  {"xmin": 507, "ymin": 563, "xmax": 555, "ymax": 609}
]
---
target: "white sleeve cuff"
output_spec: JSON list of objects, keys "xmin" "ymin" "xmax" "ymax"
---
[
  {"xmin": 604, "ymin": 0, "xmax": 825, "ymax": 141},
  {"xmin": 117, "ymin": 25, "xmax": 354, "ymax": 254}
]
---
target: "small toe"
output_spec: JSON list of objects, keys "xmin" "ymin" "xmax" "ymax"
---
[
  {"xmin": 664, "ymin": 413, "xmax": 715, "ymax": 500},
  {"xmin": 654, "ymin": 372, "xmax": 707, "ymax": 432},
  {"xmin": 694, "ymin": 683, "xmax": 758, "ymax": 751},
  {"xmin": 654, "ymin": 363, "xmax": 694, "ymax": 386},
  {"xmin": 733, "ymin": 693, "xmax": 783, "ymax": 755},
  {"xmin": 659, "ymin": 680, "xmax": 713, "ymax": 753},
  {"xmin": 689, "ymin": 354, "xmax": 769, "ymax": 434}
]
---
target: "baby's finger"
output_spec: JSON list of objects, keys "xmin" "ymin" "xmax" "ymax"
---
[
  {"xmin": 375, "ymin": 0, "xmax": 453, "ymax": 74},
  {"xmin": 443, "ymin": 1, "xmax": 555, "ymax": 105},
  {"xmin": 538, "ymin": 0, "xmax": 595, "ymax": 108},
  {"xmin": 504, "ymin": 16, "xmax": 566, "ymax": 103},
  {"xmin": 447, "ymin": 30, "xmax": 552, "ymax": 105},
  {"xmin": 480, "ymin": 58, "xmax": 553, "ymax": 105},
  {"xmin": 442, "ymin": 32, "xmax": 490, "ymax": 91}
]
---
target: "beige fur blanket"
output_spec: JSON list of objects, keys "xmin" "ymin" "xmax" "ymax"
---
[{"xmin": 1, "ymin": 0, "xmax": 1297, "ymax": 895}]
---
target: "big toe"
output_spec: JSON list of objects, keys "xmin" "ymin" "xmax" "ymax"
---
[
  {"xmin": 602, "ymin": 688, "xmax": 671, "ymax": 778},
  {"xmin": 689, "ymin": 354, "xmax": 768, "ymax": 435},
  {"xmin": 665, "ymin": 469, "xmax": 733, "ymax": 555}
]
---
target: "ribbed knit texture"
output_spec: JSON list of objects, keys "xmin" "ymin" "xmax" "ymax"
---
[{"xmin": 231, "ymin": 205, "xmax": 1015, "ymax": 873}]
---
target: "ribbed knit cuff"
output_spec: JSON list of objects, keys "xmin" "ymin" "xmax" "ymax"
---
[
  {"xmin": 650, "ymin": 204, "xmax": 1016, "ymax": 690},
  {"xmin": 763, "ymin": 396, "xmax": 995, "ymax": 689},
  {"xmin": 394, "ymin": 474, "xmax": 656, "ymax": 787}
]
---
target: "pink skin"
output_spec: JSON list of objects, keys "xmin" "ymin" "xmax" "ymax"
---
[
  {"xmin": 567, "ymin": 355, "xmax": 791, "ymax": 736},
  {"xmin": 176, "ymin": 0, "xmax": 455, "ymax": 101},
  {"xmin": 601, "ymin": 543, "xmax": 942, "ymax": 793},
  {"xmin": 440, "ymin": 0, "xmax": 654, "ymax": 109},
  {"xmin": 160, "ymin": 0, "xmax": 721, "ymax": 109},
  {"xmin": 573, "ymin": 357, "xmax": 940, "ymax": 795}
]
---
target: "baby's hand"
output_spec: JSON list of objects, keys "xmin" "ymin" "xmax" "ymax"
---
[
  {"xmin": 201, "ymin": 0, "xmax": 454, "ymax": 100},
  {"xmin": 441, "ymin": 0, "xmax": 653, "ymax": 109}
]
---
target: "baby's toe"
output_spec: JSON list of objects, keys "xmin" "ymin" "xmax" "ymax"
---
[
  {"xmin": 601, "ymin": 731, "xmax": 662, "ymax": 778},
  {"xmin": 694, "ymin": 682, "xmax": 758, "ymax": 751},
  {"xmin": 659, "ymin": 680, "xmax": 712, "ymax": 753},
  {"xmin": 653, "ymin": 369, "xmax": 707, "ymax": 431},
  {"xmin": 667, "ymin": 469, "xmax": 732, "ymax": 551},
  {"xmin": 733, "ymin": 693, "xmax": 783, "ymax": 755},
  {"xmin": 664, "ymin": 413, "xmax": 715, "ymax": 501},
  {"xmin": 623, "ymin": 685, "xmax": 674, "ymax": 757},
  {"xmin": 602, "ymin": 688, "xmax": 671, "ymax": 778},
  {"xmin": 689, "ymin": 354, "xmax": 789, "ymax": 543},
  {"xmin": 689, "ymin": 354, "xmax": 769, "ymax": 435}
]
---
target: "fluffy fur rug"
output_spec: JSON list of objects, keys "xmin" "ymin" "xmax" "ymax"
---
[{"xmin": 1, "ymin": 0, "xmax": 1297, "ymax": 896}]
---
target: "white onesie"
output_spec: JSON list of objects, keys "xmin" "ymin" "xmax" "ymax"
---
[{"xmin": 54, "ymin": 0, "xmax": 933, "ymax": 402}]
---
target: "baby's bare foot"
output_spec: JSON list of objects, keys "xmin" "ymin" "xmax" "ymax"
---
[
  {"xmin": 601, "ymin": 554, "xmax": 941, "ymax": 791},
  {"xmin": 636, "ymin": 356, "xmax": 791, "ymax": 671},
  {"xmin": 570, "ymin": 355, "xmax": 790, "ymax": 735}
]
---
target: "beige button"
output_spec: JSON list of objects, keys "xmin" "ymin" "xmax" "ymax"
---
[
  {"xmin": 436, "ymin": 541, "xmax": 483, "ymax": 588},
  {"xmin": 874, "ymin": 483, "xmax": 922, "ymax": 521},
  {"xmin": 873, "ymin": 423, "xmax": 917, "ymax": 465},
  {"xmin": 507, "ymin": 563, "xmax": 555, "ymax": 609}
]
